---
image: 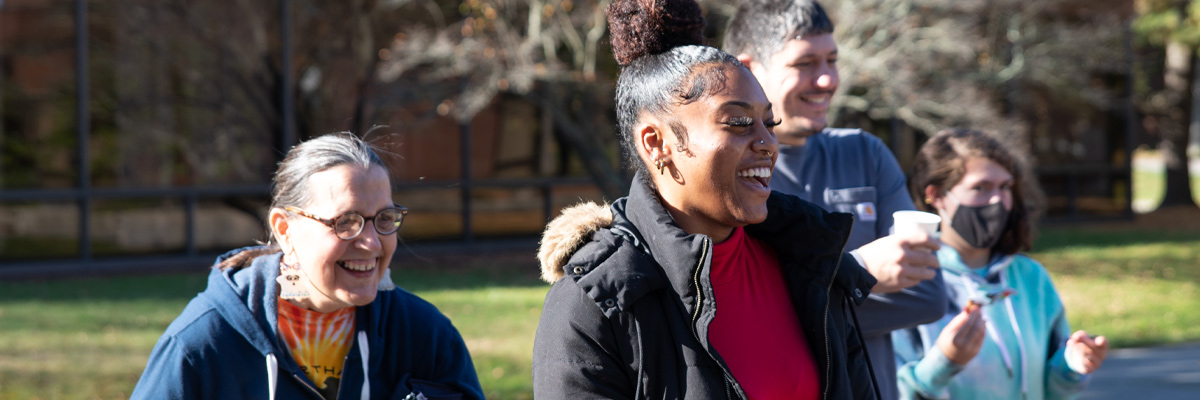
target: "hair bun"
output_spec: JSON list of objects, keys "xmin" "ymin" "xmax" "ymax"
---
[{"xmin": 607, "ymin": 0, "xmax": 706, "ymax": 66}]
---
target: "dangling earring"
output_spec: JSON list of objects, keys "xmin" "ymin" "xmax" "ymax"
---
[
  {"xmin": 277, "ymin": 248, "xmax": 310, "ymax": 300},
  {"xmin": 377, "ymin": 268, "xmax": 396, "ymax": 291},
  {"xmin": 655, "ymin": 160, "xmax": 666, "ymax": 175}
]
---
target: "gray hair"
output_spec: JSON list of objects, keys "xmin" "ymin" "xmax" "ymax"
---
[
  {"xmin": 723, "ymin": 0, "xmax": 835, "ymax": 64},
  {"xmin": 219, "ymin": 132, "xmax": 388, "ymax": 269},
  {"xmin": 270, "ymin": 132, "xmax": 387, "ymax": 215}
]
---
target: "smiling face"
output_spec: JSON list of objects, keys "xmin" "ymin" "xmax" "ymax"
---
[
  {"xmin": 746, "ymin": 34, "xmax": 838, "ymax": 145},
  {"xmin": 272, "ymin": 164, "xmax": 397, "ymax": 313},
  {"xmin": 646, "ymin": 65, "xmax": 779, "ymax": 242}
]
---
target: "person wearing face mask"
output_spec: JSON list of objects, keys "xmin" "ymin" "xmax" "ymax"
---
[
  {"xmin": 891, "ymin": 129, "xmax": 1109, "ymax": 400},
  {"xmin": 131, "ymin": 133, "xmax": 483, "ymax": 400}
]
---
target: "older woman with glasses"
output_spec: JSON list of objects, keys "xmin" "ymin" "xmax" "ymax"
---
[{"xmin": 132, "ymin": 133, "xmax": 483, "ymax": 400}]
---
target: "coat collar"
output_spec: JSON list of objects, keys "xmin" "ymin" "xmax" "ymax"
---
[
  {"xmin": 620, "ymin": 176, "xmax": 712, "ymax": 303},
  {"xmin": 605, "ymin": 173, "xmax": 875, "ymax": 306}
]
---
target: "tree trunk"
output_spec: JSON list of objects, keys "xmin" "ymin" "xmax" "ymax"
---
[{"xmin": 1159, "ymin": 41, "xmax": 1197, "ymax": 207}]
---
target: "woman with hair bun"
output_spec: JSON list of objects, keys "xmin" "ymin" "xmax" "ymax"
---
[{"xmin": 532, "ymin": 0, "xmax": 879, "ymax": 398}]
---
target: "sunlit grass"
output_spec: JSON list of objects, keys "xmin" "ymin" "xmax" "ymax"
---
[
  {"xmin": 0, "ymin": 274, "xmax": 206, "ymax": 400},
  {"xmin": 1033, "ymin": 228, "xmax": 1200, "ymax": 348},
  {"xmin": 0, "ymin": 268, "xmax": 547, "ymax": 400},
  {"xmin": 423, "ymin": 286, "xmax": 544, "ymax": 400},
  {"xmin": 1129, "ymin": 152, "xmax": 1200, "ymax": 212}
]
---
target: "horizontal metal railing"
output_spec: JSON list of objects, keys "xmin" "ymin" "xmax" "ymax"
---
[{"xmin": 0, "ymin": 176, "xmax": 602, "ymax": 278}]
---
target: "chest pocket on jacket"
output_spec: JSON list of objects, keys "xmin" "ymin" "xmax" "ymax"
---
[{"xmin": 824, "ymin": 186, "xmax": 878, "ymax": 248}]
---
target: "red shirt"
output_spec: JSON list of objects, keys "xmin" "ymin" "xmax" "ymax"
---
[{"xmin": 708, "ymin": 227, "xmax": 819, "ymax": 400}]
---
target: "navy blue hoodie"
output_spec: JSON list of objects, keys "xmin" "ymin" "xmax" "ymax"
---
[{"xmin": 131, "ymin": 247, "xmax": 484, "ymax": 400}]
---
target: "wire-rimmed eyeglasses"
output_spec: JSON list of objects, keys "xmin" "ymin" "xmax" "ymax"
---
[{"xmin": 285, "ymin": 205, "xmax": 408, "ymax": 240}]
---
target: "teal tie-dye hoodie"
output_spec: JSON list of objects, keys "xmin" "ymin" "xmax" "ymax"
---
[{"xmin": 892, "ymin": 248, "xmax": 1091, "ymax": 399}]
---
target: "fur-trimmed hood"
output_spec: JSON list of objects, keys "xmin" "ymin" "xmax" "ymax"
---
[
  {"xmin": 536, "ymin": 177, "xmax": 876, "ymax": 301},
  {"xmin": 538, "ymin": 201, "xmax": 612, "ymax": 283}
]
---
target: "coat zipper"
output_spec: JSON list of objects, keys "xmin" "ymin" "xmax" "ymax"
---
[
  {"xmin": 689, "ymin": 237, "xmax": 709, "ymax": 343},
  {"xmin": 822, "ymin": 218, "xmax": 853, "ymax": 400},
  {"xmin": 688, "ymin": 237, "xmax": 742, "ymax": 400}
]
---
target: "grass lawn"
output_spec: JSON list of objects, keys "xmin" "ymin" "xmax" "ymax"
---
[
  {"xmin": 0, "ymin": 266, "xmax": 548, "ymax": 400},
  {"xmin": 1129, "ymin": 152, "xmax": 1200, "ymax": 211},
  {"xmin": 1035, "ymin": 227, "xmax": 1200, "ymax": 348},
  {"xmin": 2, "ymin": 223, "xmax": 1199, "ymax": 399}
]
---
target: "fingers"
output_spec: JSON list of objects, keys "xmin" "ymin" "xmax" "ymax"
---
[
  {"xmin": 961, "ymin": 307, "xmax": 986, "ymax": 340},
  {"xmin": 898, "ymin": 232, "xmax": 942, "ymax": 253},
  {"xmin": 1068, "ymin": 331, "xmax": 1110, "ymax": 374},
  {"xmin": 860, "ymin": 233, "xmax": 942, "ymax": 292},
  {"xmin": 952, "ymin": 308, "xmax": 986, "ymax": 358},
  {"xmin": 1069, "ymin": 330, "xmax": 1092, "ymax": 345},
  {"xmin": 949, "ymin": 308, "xmax": 984, "ymax": 342},
  {"xmin": 902, "ymin": 247, "xmax": 940, "ymax": 269},
  {"xmin": 1094, "ymin": 335, "xmax": 1109, "ymax": 351},
  {"xmin": 938, "ymin": 308, "xmax": 987, "ymax": 365},
  {"xmin": 943, "ymin": 307, "xmax": 972, "ymax": 330},
  {"xmin": 898, "ymin": 264, "xmax": 937, "ymax": 283}
]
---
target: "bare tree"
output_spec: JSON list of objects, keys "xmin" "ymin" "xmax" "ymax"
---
[
  {"xmin": 814, "ymin": 0, "xmax": 1128, "ymax": 157},
  {"xmin": 371, "ymin": 0, "xmax": 626, "ymax": 197}
]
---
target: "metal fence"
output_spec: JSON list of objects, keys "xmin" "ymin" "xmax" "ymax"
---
[
  {"xmin": 0, "ymin": 0, "xmax": 1138, "ymax": 277},
  {"xmin": 0, "ymin": 0, "xmax": 599, "ymax": 277}
]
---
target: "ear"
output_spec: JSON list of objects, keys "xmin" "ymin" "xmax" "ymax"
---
[
  {"xmin": 924, "ymin": 185, "xmax": 944, "ymax": 210},
  {"xmin": 736, "ymin": 53, "xmax": 755, "ymax": 69},
  {"xmin": 269, "ymin": 208, "xmax": 291, "ymax": 250},
  {"xmin": 637, "ymin": 122, "xmax": 669, "ymax": 162}
]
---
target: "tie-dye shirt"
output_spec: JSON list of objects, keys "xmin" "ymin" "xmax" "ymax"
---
[{"xmin": 278, "ymin": 299, "xmax": 357, "ymax": 399}]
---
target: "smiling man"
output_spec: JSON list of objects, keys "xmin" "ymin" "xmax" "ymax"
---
[{"xmin": 725, "ymin": 1, "xmax": 947, "ymax": 399}]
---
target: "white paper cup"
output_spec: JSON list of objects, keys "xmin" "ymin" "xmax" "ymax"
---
[{"xmin": 892, "ymin": 211, "xmax": 941, "ymax": 236}]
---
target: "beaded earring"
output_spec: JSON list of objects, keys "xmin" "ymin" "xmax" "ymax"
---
[{"xmin": 277, "ymin": 248, "xmax": 310, "ymax": 300}]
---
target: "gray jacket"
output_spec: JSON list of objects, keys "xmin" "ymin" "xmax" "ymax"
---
[{"xmin": 770, "ymin": 128, "xmax": 948, "ymax": 400}]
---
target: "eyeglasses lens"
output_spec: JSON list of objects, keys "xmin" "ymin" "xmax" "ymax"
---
[
  {"xmin": 334, "ymin": 214, "xmax": 364, "ymax": 239},
  {"xmin": 375, "ymin": 209, "xmax": 401, "ymax": 235}
]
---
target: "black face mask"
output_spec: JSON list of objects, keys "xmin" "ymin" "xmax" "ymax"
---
[{"xmin": 948, "ymin": 198, "xmax": 1010, "ymax": 249}]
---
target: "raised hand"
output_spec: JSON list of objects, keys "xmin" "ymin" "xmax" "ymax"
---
[
  {"xmin": 936, "ymin": 306, "xmax": 986, "ymax": 365},
  {"xmin": 1065, "ymin": 330, "xmax": 1109, "ymax": 374}
]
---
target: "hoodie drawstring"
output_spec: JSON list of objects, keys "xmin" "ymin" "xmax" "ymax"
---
[
  {"xmin": 266, "ymin": 353, "xmax": 278, "ymax": 400},
  {"xmin": 956, "ymin": 260, "xmax": 1028, "ymax": 399},
  {"xmin": 358, "ymin": 331, "xmax": 370, "ymax": 400},
  {"xmin": 265, "ymin": 334, "xmax": 369, "ymax": 400},
  {"xmin": 1004, "ymin": 294, "xmax": 1029, "ymax": 398}
]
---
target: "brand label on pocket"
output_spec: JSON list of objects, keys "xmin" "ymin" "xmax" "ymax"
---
[{"xmin": 855, "ymin": 202, "xmax": 877, "ymax": 222}]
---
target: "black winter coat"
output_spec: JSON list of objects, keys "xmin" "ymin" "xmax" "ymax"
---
[{"xmin": 532, "ymin": 179, "xmax": 879, "ymax": 399}]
